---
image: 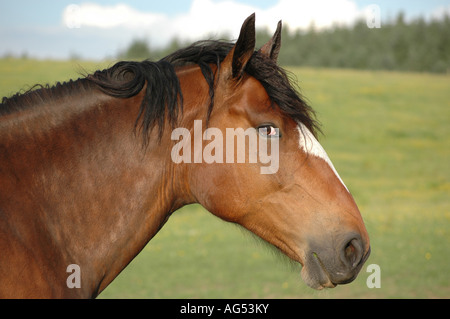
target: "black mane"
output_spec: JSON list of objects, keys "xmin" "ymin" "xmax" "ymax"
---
[{"xmin": 1, "ymin": 40, "xmax": 319, "ymax": 141}]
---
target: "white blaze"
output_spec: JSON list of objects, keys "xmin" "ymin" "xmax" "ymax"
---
[{"xmin": 297, "ymin": 123, "xmax": 349, "ymax": 192}]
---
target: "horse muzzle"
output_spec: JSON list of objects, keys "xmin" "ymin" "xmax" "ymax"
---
[{"xmin": 301, "ymin": 234, "xmax": 371, "ymax": 289}]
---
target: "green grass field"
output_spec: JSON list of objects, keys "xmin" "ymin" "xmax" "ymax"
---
[{"xmin": 1, "ymin": 58, "xmax": 449, "ymax": 298}]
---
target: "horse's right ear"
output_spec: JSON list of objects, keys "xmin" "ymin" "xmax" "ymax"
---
[{"xmin": 222, "ymin": 13, "xmax": 256, "ymax": 80}]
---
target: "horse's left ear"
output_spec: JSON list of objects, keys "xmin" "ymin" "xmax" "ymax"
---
[
  {"xmin": 222, "ymin": 13, "xmax": 256, "ymax": 79},
  {"xmin": 259, "ymin": 20, "xmax": 282, "ymax": 62}
]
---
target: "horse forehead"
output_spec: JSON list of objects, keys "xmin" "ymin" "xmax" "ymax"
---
[
  {"xmin": 228, "ymin": 77, "xmax": 275, "ymax": 118},
  {"xmin": 297, "ymin": 123, "xmax": 349, "ymax": 192},
  {"xmin": 240, "ymin": 76, "xmax": 270, "ymax": 102}
]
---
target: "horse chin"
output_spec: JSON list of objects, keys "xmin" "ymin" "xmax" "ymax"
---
[
  {"xmin": 300, "ymin": 255, "xmax": 337, "ymax": 290},
  {"xmin": 301, "ymin": 268, "xmax": 336, "ymax": 290}
]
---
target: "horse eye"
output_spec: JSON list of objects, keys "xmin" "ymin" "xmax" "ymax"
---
[{"xmin": 257, "ymin": 124, "xmax": 280, "ymax": 137}]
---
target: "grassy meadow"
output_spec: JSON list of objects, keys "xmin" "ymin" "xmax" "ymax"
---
[{"xmin": 1, "ymin": 58, "xmax": 449, "ymax": 298}]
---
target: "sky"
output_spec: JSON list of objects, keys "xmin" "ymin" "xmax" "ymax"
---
[{"xmin": 1, "ymin": 0, "xmax": 449, "ymax": 60}]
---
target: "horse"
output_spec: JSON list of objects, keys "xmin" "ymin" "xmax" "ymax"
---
[{"xmin": 0, "ymin": 14, "xmax": 370, "ymax": 298}]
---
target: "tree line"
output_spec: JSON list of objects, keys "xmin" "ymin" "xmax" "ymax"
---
[{"xmin": 120, "ymin": 13, "xmax": 450, "ymax": 73}]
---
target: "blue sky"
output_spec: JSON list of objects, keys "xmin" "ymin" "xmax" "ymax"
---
[{"xmin": 1, "ymin": 0, "xmax": 449, "ymax": 59}]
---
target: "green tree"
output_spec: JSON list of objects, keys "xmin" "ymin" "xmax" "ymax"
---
[
  {"xmin": 121, "ymin": 39, "xmax": 152, "ymax": 61},
  {"xmin": 118, "ymin": 13, "xmax": 450, "ymax": 73}
]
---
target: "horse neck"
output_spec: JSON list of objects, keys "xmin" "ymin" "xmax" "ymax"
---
[{"xmin": 0, "ymin": 87, "xmax": 186, "ymax": 297}]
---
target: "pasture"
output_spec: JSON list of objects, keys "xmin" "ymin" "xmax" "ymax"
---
[{"xmin": 0, "ymin": 58, "xmax": 448, "ymax": 298}]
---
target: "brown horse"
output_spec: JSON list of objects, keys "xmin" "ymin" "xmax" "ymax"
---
[{"xmin": 0, "ymin": 14, "xmax": 370, "ymax": 298}]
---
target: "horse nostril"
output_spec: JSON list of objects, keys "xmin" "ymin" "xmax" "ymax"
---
[{"xmin": 342, "ymin": 238, "xmax": 363, "ymax": 269}]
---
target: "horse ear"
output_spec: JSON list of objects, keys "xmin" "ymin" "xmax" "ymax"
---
[
  {"xmin": 259, "ymin": 20, "xmax": 282, "ymax": 62},
  {"xmin": 222, "ymin": 13, "xmax": 256, "ymax": 79}
]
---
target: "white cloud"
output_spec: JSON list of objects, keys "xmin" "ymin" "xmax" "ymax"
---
[
  {"xmin": 428, "ymin": 4, "xmax": 450, "ymax": 21},
  {"xmin": 62, "ymin": 0, "xmax": 367, "ymax": 47},
  {"xmin": 62, "ymin": 3, "xmax": 166, "ymax": 29},
  {"xmin": 261, "ymin": 0, "xmax": 362, "ymax": 30}
]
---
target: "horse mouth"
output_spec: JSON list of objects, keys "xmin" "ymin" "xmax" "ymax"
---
[
  {"xmin": 301, "ymin": 253, "xmax": 336, "ymax": 290},
  {"xmin": 301, "ymin": 248, "xmax": 371, "ymax": 290}
]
